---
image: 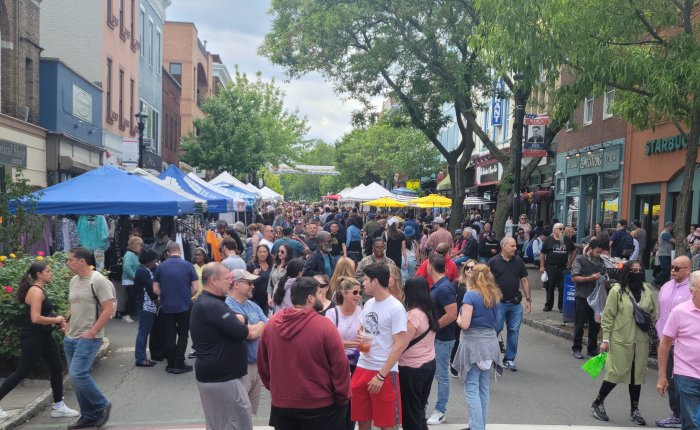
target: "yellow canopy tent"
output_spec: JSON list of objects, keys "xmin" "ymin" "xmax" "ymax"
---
[
  {"xmin": 409, "ymin": 194, "xmax": 452, "ymax": 207},
  {"xmin": 362, "ymin": 197, "xmax": 408, "ymax": 208}
]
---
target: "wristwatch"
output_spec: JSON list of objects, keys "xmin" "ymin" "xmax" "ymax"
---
[{"xmin": 525, "ymin": 298, "xmax": 532, "ymax": 302}]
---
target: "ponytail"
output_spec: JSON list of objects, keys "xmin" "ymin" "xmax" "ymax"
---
[
  {"xmin": 17, "ymin": 261, "xmax": 48, "ymax": 303},
  {"xmin": 273, "ymin": 274, "xmax": 289, "ymax": 306}
]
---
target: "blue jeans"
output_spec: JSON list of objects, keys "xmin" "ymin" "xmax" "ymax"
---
[
  {"xmin": 464, "ymin": 364, "xmax": 490, "ymax": 430},
  {"xmin": 453, "ymin": 256, "xmax": 469, "ymax": 266},
  {"xmin": 64, "ymin": 337, "xmax": 109, "ymax": 420},
  {"xmin": 434, "ymin": 339, "xmax": 455, "ymax": 414},
  {"xmin": 674, "ymin": 374, "xmax": 700, "ymax": 430},
  {"xmin": 135, "ymin": 310, "xmax": 157, "ymax": 363},
  {"xmin": 496, "ymin": 302, "xmax": 523, "ymax": 362}
]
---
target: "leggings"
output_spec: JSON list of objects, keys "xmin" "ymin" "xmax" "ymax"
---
[
  {"xmin": 596, "ymin": 359, "xmax": 641, "ymax": 411},
  {"xmin": 0, "ymin": 331, "xmax": 64, "ymax": 403}
]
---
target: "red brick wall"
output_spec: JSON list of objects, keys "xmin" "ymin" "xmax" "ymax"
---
[{"xmin": 161, "ymin": 68, "xmax": 181, "ymax": 165}]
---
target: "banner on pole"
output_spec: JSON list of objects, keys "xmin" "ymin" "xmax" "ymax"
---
[{"xmin": 523, "ymin": 114, "xmax": 550, "ymax": 157}]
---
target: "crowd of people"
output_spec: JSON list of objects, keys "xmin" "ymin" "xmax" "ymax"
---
[{"xmin": 0, "ymin": 201, "xmax": 699, "ymax": 430}]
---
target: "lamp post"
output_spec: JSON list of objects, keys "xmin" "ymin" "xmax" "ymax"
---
[
  {"xmin": 135, "ymin": 111, "xmax": 148, "ymax": 168},
  {"xmin": 512, "ymin": 74, "xmax": 526, "ymax": 238}
]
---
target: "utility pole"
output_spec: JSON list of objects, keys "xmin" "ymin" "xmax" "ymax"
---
[{"xmin": 512, "ymin": 76, "xmax": 526, "ymax": 237}]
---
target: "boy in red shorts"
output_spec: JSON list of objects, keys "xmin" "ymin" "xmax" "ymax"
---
[{"xmin": 352, "ymin": 262, "xmax": 408, "ymax": 430}]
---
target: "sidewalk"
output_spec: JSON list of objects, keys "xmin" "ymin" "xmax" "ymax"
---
[
  {"xmin": 521, "ymin": 266, "xmax": 659, "ymax": 369},
  {"xmin": 0, "ymin": 338, "xmax": 110, "ymax": 430}
]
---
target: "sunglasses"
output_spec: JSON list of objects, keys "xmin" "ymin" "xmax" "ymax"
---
[
  {"xmin": 348, "ymin": 290, "xmax": 361, "ymax": 296},
  {"xmin": 671, "ymin": 266, "xmax": 688, "ymax": 272},
  {"xmin": 465, "ymin": 265, "xmax": 475, "ymax": 271},
  {"xmin": 318, "ymin": 283, "xmax": 329, "ymax": 288}
]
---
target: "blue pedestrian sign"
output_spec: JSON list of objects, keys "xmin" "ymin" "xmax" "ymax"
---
[{"xmin": 491, "ymin": 98, "xmax": 502, "ymax": 126}]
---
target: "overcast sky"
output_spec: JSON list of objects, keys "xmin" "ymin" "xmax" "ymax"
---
[{"xmin": 167, "ymin": 0, "xmax": 362, "ymax": 143}]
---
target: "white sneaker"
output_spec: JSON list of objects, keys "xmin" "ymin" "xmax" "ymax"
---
[
  {"xmin": 50, "ymin": 403, "xmax": 79, "ymax": 418},
  {"xmin": 427, "ymin": 410, "xmax": 446, "ymax": 425},
  {"xmin": 0, "ymin": 407, "xmax": 9, "ymax": 419},
  {"xmin": 123, "ymin": 315, "xmax": 135, "ymax": 323}
]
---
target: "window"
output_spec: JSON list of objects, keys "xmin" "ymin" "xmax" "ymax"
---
[
  {"xmin": 600, "ymin": 194, "xmax": 619, "ymax": 229},
  {"xmin": 25, "ymin": 58, "xmax": 33, "ymax": 110},
  {"xmin": 119, "ymin": 0, "xmax": 124, "ymax": 31},
  {"xmin": 169, "ymin": 63, "xmax": 182, "ymax": 75},
  {"xmin": 583, "ymin": 95, "xmax": 593, "ymax": 125},
  {"xmin": 130, "ymin": 0, "xmax": 135, "ymax": 43},
  {"xmin": 106, "ymin": 59, "xmax": 113, "ymax": 120},
  {"xmin": 107, "ymin": 0, "xmax": 112, "ymax": 18},
  {"xmin": 118, "ymin": 69, "xmax": 124, "ymax": 123},
  {"xmin": 603, "ymin": 88, "xmax": 615, "ymax": 118},
  {"xmin": 601, "ymin": 171, "xmax": 619, "ymax": 189},
  {"xmin": 567, "ymin": 176, "xmax": 580, "ymax": 194},
  {"xmin": 139, "ymin": 8, "xmax": 145, "ymax": 57},
  {"xmin": 149, "ymin": 20, "xmax": 154, "ymax": 67},
  {"xmin": 156, "ymin": 29, "xmax": 162, "ymax": 72},
  {"xmin": 129, "ymin": 79, "xmax": 135, "ymax": 127}
]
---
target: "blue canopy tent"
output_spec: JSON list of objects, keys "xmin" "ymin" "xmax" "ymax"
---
[
  {"xmin": 158, "ymin": 165, "xmax": 234, "ymax": 213},
  {"xmin": 210, "ymin": 182, "xmax": 258, "ymax": 207},
  {"xmin": 11, "ymin": 165, "xmax": 195, "ymax": 215}
]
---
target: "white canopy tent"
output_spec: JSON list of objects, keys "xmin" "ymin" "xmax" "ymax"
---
[
  {"xmin": 211, "ymin": 172, "xmax": 261, "ymax": 197},
  {"xmin": 464, "ymin": 196, "xmax": 496, "ymax": 206},
  {"xmin": 339, "ymin": 184, "xmax": 366, "ymax": 200},
  {"xmin": 259, "ymin": 186, "xmax": 284, "ymax": 202},
  {"xmin": 343, "ymin": 182, "xmax": 395, "ymax": 202},
  {"xmin": 185, "ymin": 172, "xmax": 247, "ymax": 211},
  {"xmin": 130, "ymin": 168, "xmax": 207, "ymax": 207}
]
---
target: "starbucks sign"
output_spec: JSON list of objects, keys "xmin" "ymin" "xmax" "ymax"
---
[{"xmin": 645, "ymin": 134, "xmax": 687, "ymax": 156}]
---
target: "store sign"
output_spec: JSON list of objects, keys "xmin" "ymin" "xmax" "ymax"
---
[
  {"xmin": 645, "ymin": 134, "xmax": 686, "ymax": 156},
  {"xmin": 0, "ymin": 140, "xmax": 28, "ymax": 167},
  {"xmin": 72, "ymin": 85, "xmax": 93, "ymax": 123},
  {"xmin": 476, "ymin": 160, "xmax": 500, "ymax": 185},
  {"xmin": 566, "ymin": 145, "xmax": 621, "ymax": 175}
]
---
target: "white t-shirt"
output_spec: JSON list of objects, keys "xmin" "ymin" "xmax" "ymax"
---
[
  {"xmin": 357, "ymin": 295, "xmax": 407, "ymax": 372},
  {"xmin": 325, "ymin": 306, "xmax": 362, "ymax": 355},
  {"xmin": 259, "ymin": 238, "xmax": 274, "ymax": 251}
]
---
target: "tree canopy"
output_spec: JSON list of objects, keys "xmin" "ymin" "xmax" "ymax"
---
[{"xmin": 180, "ymin": 68, "xmax": 308, "ymax": 180}]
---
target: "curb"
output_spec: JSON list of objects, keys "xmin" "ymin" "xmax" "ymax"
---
[
  {"xmin": 521, "ymin": 316, "xmax": 659, "ymax": 370},
  {"xmin": 1, "ymin": 337, "xmax": 111, "ymax": 430}
]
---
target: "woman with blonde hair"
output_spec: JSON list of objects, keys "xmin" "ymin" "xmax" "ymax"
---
[
  {"xmin": 451, "ymin": 259, "xmax": 477, "ymax": 377},
  {"xmin": 453, "ymin": 263, "xmax": 503, "ymax": 430},
  {"xmin": 330, "ymin": 256, "xmax": 356, "ymax": 300},
  {"xmin": 389, "ymin": 265, "xmax": 404, "ymax": 303}
]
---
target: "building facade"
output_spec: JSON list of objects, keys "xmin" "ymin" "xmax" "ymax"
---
[
  {"xmin": 0, "ymin": 0, "xmax": 46, "ymax": 188},
  {"xmin": 39, "ymin": 58, "xmax": 103, "ymax": 185},
  {"xmin": 41, "ymin": 0, "xmax": 140, "ymax": 166},
  {"xmin": 137, "ymin": 0, "xmax": 169, "ymax": 171},
  {"xmin": 554, "ymin": 71, "xmax": 626, "ymax": 237},
  {"xmin": 161, "ymin": 66, "xmax": 180, "ymax": 165}
]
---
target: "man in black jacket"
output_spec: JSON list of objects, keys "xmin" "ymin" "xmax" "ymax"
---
[
  {"xmin": 453, "ymin": 227, "xmax": 479, "ymax": 265},
  {"xmin": 303, "ymin": 231, "xmax": 336, "ymax": 277},
  {"xmin": 190, "ymin": 262, "xmax": 251, "ymax": 430}
]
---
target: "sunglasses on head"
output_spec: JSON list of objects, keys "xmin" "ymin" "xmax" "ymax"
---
[{"xmin": 671, "ymin": 265, "xmax": 688, "ymax": 272}]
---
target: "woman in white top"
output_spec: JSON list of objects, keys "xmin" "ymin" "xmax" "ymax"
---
[
  {"xmin": 518, "ymin": 214, "xmax": 532, "ymax": 237},
  {"xmin": 325, "ymin": 277, "xmax": 362, "ymax": 430}
]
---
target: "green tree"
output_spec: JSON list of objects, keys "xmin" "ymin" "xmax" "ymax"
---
[
  {"xmin": 540, "ymin": 0, "xmax": 700, "ymax": 252},
  {"xmin": 0, "ymin": 170, "xmax": 44, "ymax": 254},
  {"xmin": 261, "ymin": 0, "xmax": 571, "ymax": 233},
  {"xmin": 279, "ymin": 139, "xmax": 340, "ymax": 200},
  {"xmin": 262, "ymin": 170, "xmax": 284, "ymax": 195},
  {"xmin": 181, "ymin": 68, "xmax": 308, "ymax": 180}
]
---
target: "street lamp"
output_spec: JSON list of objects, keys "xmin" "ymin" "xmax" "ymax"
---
[
  {"xmin": 135, "ymin": 111, "xmax": 148, "ymax": 168},
  {"xmin": 512, "ymin": 73, "xmax": 526, "ymax": 238}
]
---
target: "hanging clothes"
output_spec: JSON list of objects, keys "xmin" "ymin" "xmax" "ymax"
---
[
  {"xmin": 55, "ymin": 217, "xmax": 80, "ymax": 252},
  {"xmin": 77, "ymin": 215, "xmax": 110, "ymax": 251},
  {"xmin": 23, "ymin": 216, "xmax": 53, "ymax": 255}
]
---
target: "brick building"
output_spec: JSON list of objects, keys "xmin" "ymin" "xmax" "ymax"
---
[
  {"xmin": 161, "ymin": 67, "xmax": 180, "ymax": 165},
  {"xmin": 554, "ymin": 70, "xmax": 627, "ymax": 237},
  {"xmin": 0, "ymin": 0, "xmax": 47, "ymax": 188}
]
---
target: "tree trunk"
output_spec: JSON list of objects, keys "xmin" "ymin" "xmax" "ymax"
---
[
  {"xmin": 492, "ymin": 178, "xmax": 513, "ymax": 239},
  {"xmin": 448, "ymin": 154, "xmax": 467, "ymax": 232},
  {"xmin": 672, "ymin": 120, "xmax": 699, "ymax": 254}
]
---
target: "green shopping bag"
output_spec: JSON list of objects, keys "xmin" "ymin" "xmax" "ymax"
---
[{"xmin": 581, "ymin": 352, "xmax": 607, "ymax": 379}]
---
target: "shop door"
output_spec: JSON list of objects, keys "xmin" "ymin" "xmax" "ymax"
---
[
  {"xmin": 635, "ymin": 194, "xmax": 661, "ymax": 266},
  {"xmin": 582, "ymin": 175, "xmax": 598, "ymax": 238}
]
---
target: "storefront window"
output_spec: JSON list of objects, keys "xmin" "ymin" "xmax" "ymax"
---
[
  {"xmin": 556, "ymin": 200, "xmax": 564, "ymax": 221},
  {"xmin": 557, "ymin": 178, "xmax": 565, "ymax": 194},
  {"xmin": 600, "ymin": 193, "xmax": 619, "ymax": 229},
  {"xmin": 601, "ymin": 171, "xmax": 620, "ymax": 190},
  {"xmin": 567, "ymin": 176, "xmax": 580, "ymax": 194},
  {"xmin": 567, "ymin": 196, "xmax": 579, "ymax": 229}
]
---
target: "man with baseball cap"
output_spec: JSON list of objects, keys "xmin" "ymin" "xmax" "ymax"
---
[
  {"xmin": 424, "ymin": 216, "xmax": 453, "ymax": 253},
  {"xmin": 225, "ymin": 269, "xmax": 268, "ymax": 416}
]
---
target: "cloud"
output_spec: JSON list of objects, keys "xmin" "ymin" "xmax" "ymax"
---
[{"xmin": 166, "ymin": 0, "xmax": 364, "ymax": 143}]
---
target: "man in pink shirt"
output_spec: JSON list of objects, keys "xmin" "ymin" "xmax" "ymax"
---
[
  {"xmin": 657, "ymin": 270, "xmax": 700, "ymax": 430},
  {"xmin": 424, "ymin": 217, "xmax": 453, "ymax": 253},
  {"xmin": 655, "ymin": 256, "xmax": 693, "ymax": 428}
]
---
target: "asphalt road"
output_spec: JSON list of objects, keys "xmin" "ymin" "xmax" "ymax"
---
[{"xmin": 17, "ymin": 319, "xmax": 672, "ymax": 429}]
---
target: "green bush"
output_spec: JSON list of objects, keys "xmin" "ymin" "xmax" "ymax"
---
[{"xmin": 0, "ymin": 252, "xmax": 72, "ymax": 362}]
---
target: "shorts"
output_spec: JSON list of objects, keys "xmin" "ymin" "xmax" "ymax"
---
[{"xmin": 350, "ymin": 367, "xmax": 401, "ymax": 427}]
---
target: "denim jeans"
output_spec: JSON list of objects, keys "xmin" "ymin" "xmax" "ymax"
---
[
  {"xmin": 674, "ymin": 374, "xmax": 700, "ymax": 430},
  {"xmin": 433, "ymin": 339, "xmax": 455, "ymax": 414},
  {"xmin": 464, "ymin": 364, "xmax": 490, "ymax": 430},
  {"xmin": 64, "ymin": 337, "xmax": 109, "ymax": 420},
  {"xmin": 134, "ymin": 310, "xmax": 157, "ymax": 363},
  {"xmin": 496, "ymin": 302, "xmax": 523, "ymax": 362},
  {"xmin": 453, "ymin": 256, "xmax": 468, "ymax": 266}
]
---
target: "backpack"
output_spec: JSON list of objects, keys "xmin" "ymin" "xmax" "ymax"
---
[
  {"xmin": 90, "ymin": 272, "xmax": 118, "ymax": 320},
  {"xmin": 524, "ymin": 240, "xmax": 535, "ymax": 263},
  {"xmin": 621, "ymin": 232, "xmax": 635, "ymax": 258}
]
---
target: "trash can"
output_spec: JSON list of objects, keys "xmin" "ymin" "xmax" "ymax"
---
[{"xmin": 563, "ymin": 273, "xmax": 576, "ymax": 323}]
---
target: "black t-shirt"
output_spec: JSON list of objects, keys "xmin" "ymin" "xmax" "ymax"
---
[
  {"xmin": 330, "ymin": 232, "xmax": 345, "ymax": 256},
  {"xmin": 247, "ymin": 261, "xmax": 271, "ymax": 315},
  {"xmin": 386, "ymin": 231, "xmax": 405, "ymax": 265},
  {"xmin": 304, "ymin": 236, "xmax": 318, "ymax": 253},
  {"xmin": 541, "ymin": 236, "xmax": 575, "ymax": 268},
  {"xmin": 488, "ymin": 254, "xmax": 528, "ymax": 301},
  {"xmin": 190, "ymin": 291, "xmax": 249, "ymax": 383},
  {"xmin": 571, "ymin": 254, "xmax": 604, "ymax": 298}
]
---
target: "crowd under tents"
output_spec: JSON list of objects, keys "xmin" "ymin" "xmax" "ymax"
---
[{"xmin": 10, "ymin": 165, "xmax": 195, "ymax": 216}]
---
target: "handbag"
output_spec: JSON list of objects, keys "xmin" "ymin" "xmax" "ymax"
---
[{"xmin": 626, "ymin": 290, "xmax": 653, "ymax": 332}]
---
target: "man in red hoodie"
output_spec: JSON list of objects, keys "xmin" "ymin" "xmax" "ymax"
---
[{"xmin": 257, "ymin": 276, "xmax": 351, "ymax": 428}]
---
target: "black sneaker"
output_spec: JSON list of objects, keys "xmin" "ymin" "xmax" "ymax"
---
[
  {"xmin": 591, "ymin": 401, "xmax": 609, "ymax": 421},
  {"xmin": 94, "ymin": 403, "xmax": 111, "ymax": 428},
  {"xmin": 67, "ymin": 416, "xmax": 99, "ymax": 430},
  {"xmin": 630, "ymin": 409, "xmax": 646, "ymax": 426}
]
